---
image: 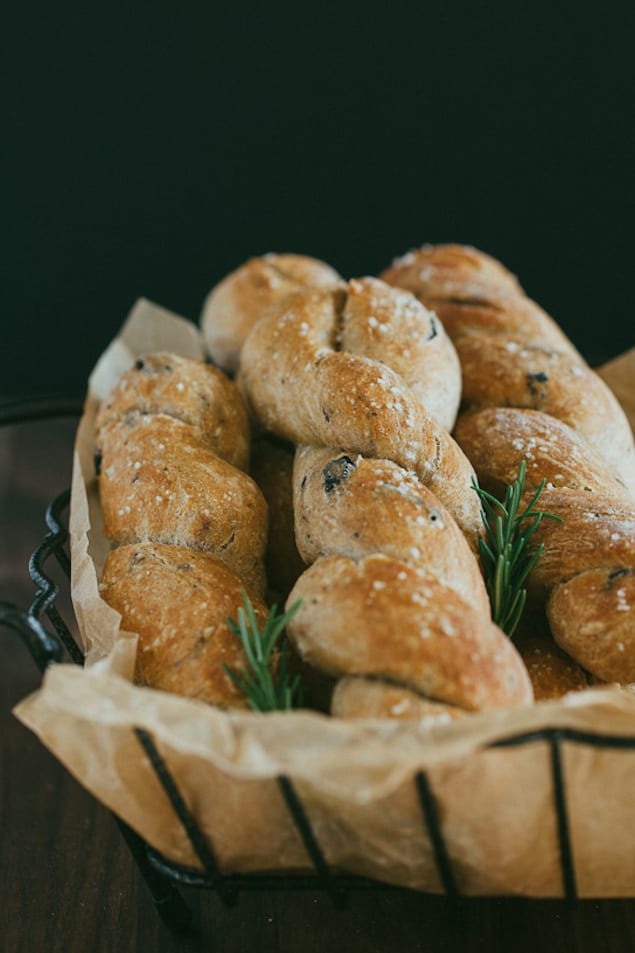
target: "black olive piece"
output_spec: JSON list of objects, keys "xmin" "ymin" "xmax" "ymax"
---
[
  {"xmin": 323, "ymin": 455, "xmax": 356, "ymax": 493},
  {"xmin": 526, "ymin": 371, "xmax": 549, "ymax": 398}
]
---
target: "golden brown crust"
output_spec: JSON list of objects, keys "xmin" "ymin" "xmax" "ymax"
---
[
  {"xmin": 381, "ymin": 244, "xmax": 635, "ymax": 485},
  {"xmin": 287, "ymin": 554, "xmax": 533, "ymax": 712},
  {"xmin": 96, "ymin": 351, "xmax": 271, "ymax": 709},
  {"xmin": 240, "ymin": 278, "xmax": 481, "ymax": 543},
  {"xmin": 100, "ymin": 543, "xmax": 268, "ymax": 707},
  {"xmin": 98, "ymin": 413, "xmax": 268, "ymax": 594},
  {"xmin": 289, "ymin": 445, "xmax": 533, "ymax": 715},
  {"xmin": 455, "ymin": 407, "xmax": 635, "ymax": 682},
  {"xmin": 201, "ymin": 253, "xmax": 343, "ymax": 373},
  {"xmin": 292, "ymin": 446, "xmax": 489, "ymax": 615},
  {"xmin": 515, "ymin": 633, "xmax": 590, "ymax": 701},
  {"xmin": 548, "ymin": 569, "xmax": 635, "ymax": 683},
  {"xmin": 382, "ymin": 244, "xmax": 524, "ymax": 305},
  {"xmin": 454, "ymin": 407, "xmax": 629, "ymax": 501},
  {"xmin": 338, "ymin": 279, "xmax": 461, "ymax": 431},
  {"xmin": 331, "ymin": 677, "xmax": 468, "ymax": 721},
  {"xmin": 521, "ymin": 488, "xmax": 634, "ymax": 597},
  {"xmin": 95, "ymin": 352, "xmax": 249, "ymax": 470},
  {"xmin": 382, "ymin": 246, "xmax": 576, "ymax": 357},
  {"xmin": 237, "ymin": 274, "xmax": 532, "ymax": 715}
]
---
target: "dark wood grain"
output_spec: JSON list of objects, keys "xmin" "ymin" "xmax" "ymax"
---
[{"xmin": 1, "ymin": 417, "xmax": 634, "ymax": 953}]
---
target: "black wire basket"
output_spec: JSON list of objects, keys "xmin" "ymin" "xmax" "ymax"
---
[{"xmin": 3, "ymin": 400, "xmax": 635, "ymax": 934}]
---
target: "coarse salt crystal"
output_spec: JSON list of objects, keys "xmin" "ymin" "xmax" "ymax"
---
[{"xmin": 390, "ymin": 700, "xmax": 410, "ymax": 715}]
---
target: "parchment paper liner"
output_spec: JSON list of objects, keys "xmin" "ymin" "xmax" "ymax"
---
[{"xmin": 14, "ymin": 302, "xmax": 635, "ymax": 897}]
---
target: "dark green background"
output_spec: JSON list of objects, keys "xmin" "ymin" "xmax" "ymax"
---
[{"xmin": 3, "ymin": 1, "xmax": 633, "ymax": 397}]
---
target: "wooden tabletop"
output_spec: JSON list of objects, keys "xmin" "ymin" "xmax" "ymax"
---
[{"xmin": 1, "ymin": 414, "xmax": 634, "ymax": 953}]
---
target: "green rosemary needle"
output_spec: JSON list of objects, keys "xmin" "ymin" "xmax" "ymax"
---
[
  {"xmin": 472, "ymin": 460, "xmax": 563, "ymax": 638},
  {"xmin": 223, "ymin": 593, "xmax": 303, "ymax": 712}
]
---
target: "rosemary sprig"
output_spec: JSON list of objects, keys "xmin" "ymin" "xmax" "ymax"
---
[
  {"xmin": 223, "ymin": 593, "xmax": 303, "ymax": 712},
  {"xmin": 472, "ymin": 460, "xmax": 563, "ymax": 638}
]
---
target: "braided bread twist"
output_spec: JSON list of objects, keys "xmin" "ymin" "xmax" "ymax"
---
[
  {"xmin": 381, "ymin": 245, "xmax": 635, "ymax": 490},
  {"xmin": 455, "ymin": 407, "xmax": 635, "ymax": 683},
  {"xmin": 238, "ymin": 277, "xmax": 533, "ymax": 714},
  {"xmin": 288, "ymin": 446, "xmax": 532, "ymax": 714},
  {"xmin": 96, "ymin": 353, "xmax": 268, "ymax": 593},
  {"xmin": 239, "ymin": 276, "xmax": 481, "ymax": 542},
  {"xmin": 201, "ymin": 253, "xmax": 343, "ymax": 373},
  {"xmin": 96, "ymin": 352, "xmax": 270, "ymax": 707}
]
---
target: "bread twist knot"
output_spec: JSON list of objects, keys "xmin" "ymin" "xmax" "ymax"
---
[
  {"xmin": 240, "ymin": 276, "xmax": 481, "ymax": 542},
  {"xmin": 236, "ymin": 276, "xmax": 533, "ymax": 715},
  {"xmin": 288, "ymin": 446, "xmax": 533, "ymax": 715},
  {"xmin": 202, "ymin": 253, "xmax": 343, "ymax": 373},
  {"xmin": 96, "ymin": 352, "xmax": 269, "ymax": 708},
  {"xmin": 96, "ymin": 352, "xmax": 268, "ymax": 592},
  {"xmin": 382, "ymin": 245, "xmax": 634, "ymax": 490},
  {"xmin": 456, "ymin": 407, "xmax": 635, "ymax": 683}
]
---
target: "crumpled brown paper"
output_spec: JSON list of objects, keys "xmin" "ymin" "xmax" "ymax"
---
[{"xmin": 14, "ymin": 301, "xmax": 635, "ymax": 897}]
